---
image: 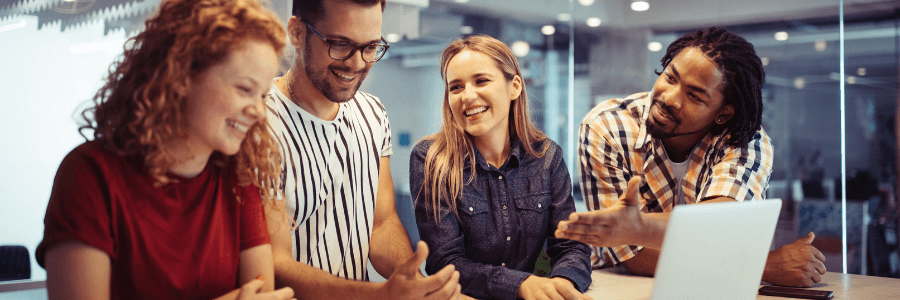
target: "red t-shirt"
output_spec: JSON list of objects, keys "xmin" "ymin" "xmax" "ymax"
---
[{"xmin": 36, "ymin": 141, "xmax": 270, "ymax": 299}]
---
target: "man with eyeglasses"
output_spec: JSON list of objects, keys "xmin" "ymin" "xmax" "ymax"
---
[{"xmin": 264, "ymin": 0, "xmax": 461, "ymax": 299}]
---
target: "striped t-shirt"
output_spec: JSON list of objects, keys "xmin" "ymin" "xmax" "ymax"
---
[{"xmin": 266, "ymin": 82, "xmax": 392, "ymax": 280}]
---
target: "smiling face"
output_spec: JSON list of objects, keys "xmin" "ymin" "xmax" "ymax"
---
[
  {"xmin": 445, "ymin": 49, "xmax": 522, "ymax": 143},
  {"xmin": 648, "ymin": 47, "xmax": 732, "ymax": 142},
  {"xmin": 300, "ymin": 0, "xmax": 382, "ymax": 103},
  {"xmin": 184, "ymin": 39, "xmax": 279, "ymax": 157}
]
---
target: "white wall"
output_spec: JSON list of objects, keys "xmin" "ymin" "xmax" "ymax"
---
[{"xmin": 0, "ymin": 16, "xmax": 130, "ymax": 280}]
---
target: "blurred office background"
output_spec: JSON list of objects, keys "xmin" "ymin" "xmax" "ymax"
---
[{"xmin": 2, "ymin": 0, "xmax": 899, "ymax": 286}]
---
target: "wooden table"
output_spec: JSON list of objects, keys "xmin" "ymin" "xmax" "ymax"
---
[{"xmin": 584, "ymin": 267, "xmax": 900, "ymax": 299}]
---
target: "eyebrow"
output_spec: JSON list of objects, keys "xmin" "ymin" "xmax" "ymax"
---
[
  {"xmin": 240, "ymin": 76, "xmax": 262, "ymax": 89},
  {"xmin": 326, "ymin": 33, "xmax": 382, "ymax": 45},
  {"xmin": 670, "ymin": 64, "xmax": 712, "ymax": 99},
  {"xmin": 447, "ymin": 73, "xmax": 493, "ymax": 85}
]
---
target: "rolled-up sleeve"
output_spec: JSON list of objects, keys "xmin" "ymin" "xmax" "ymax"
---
[{"xmin": 699, "ymin": 130, "xmax": 773, "ymax": 202}]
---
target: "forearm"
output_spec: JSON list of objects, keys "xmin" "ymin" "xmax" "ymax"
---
[
  {"xmin": 546, "ymin": 238, "xmax": 592, "ymax": 292},
  {"xmin": 449, "ymin": 256, "xmax": 530, "ymax": 300},
  {"xmin": 621, "ymin": 248, "xmax": 660, "ymax": 277},
  {"xmin": 369, "ymin": 217, "xmax": 414, "ymax": 277},
  {"xmin": 273, "ymin": 252, "xmax": 382, "ymax": 300}
]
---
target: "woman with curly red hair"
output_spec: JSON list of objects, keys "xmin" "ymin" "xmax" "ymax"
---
[{"xmin": 36, "ymin": 0, "xmax": 295, "ymax": 299}]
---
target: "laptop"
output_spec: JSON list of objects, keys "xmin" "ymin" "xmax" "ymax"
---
[{"xmin": 650, "ymin": 199, "xmax": 783, "ymax": 300}]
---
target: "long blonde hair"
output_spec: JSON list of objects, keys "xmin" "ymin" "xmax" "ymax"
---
[{"xmin": 420, "ymin": 34, "xmax": 548, "ymax": 224}]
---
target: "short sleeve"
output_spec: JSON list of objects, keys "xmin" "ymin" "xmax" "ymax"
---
[
  {"xmin": 237, "ymin": 184, "xmax": 270, "ymax": 250},
  {"xmin": 699, "ymin": 129, "xmax": 773, "ymax": 202},
  {"xmin": 380, "ymin": 106, "xmax": 393, "ymax": 158},
  {"xmin": 36, "ymin": 146, "xmax": 115, "ymax": 267}
]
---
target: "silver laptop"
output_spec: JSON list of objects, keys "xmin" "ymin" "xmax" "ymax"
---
[{"xmin": 650, "ymin": 199, "xmax": 782, "ymax": 300}]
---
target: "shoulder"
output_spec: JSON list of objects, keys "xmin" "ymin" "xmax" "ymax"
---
[
  {"xmin": 411, "ymin": 138, "xmax": 436, "ymax": 159},
  {"xmin": 353, "ymin": 91, "xmax": 388, "ymax": 115},
  {"xmin": 60, "ymin": 141, "xmax": 127, "ymax": 172},
  {"xmin": 581, "ymin": 92, "xmax": 648, "ymax": 126}
]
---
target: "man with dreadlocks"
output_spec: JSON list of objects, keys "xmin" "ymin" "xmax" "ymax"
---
[{"xmin": 555, "ymin": 27, "xmax": 827, "ymax": 288}]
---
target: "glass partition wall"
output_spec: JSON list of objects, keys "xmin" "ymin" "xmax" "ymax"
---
[{"xmin": 2, "ymin": 0, "xmax": 899, "ymax": 282}]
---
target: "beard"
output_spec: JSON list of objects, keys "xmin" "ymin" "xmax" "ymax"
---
[
  {"xmin": 645, "ymin": 99, "xmax": 704, "ymax": 139},
  {"xmin": 302, "ymin": 35, "xmax": 369, "ymax": 103}
]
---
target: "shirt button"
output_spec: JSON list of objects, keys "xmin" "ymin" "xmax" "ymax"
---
[
  {"xmin": 498, "ymin": 175, "xmax": 503, "ymax": 180},
  {"xmin": 503, "ymin": 205, "xmax": 507, "ymax": 210},
  {"xmin": 502, "ymin": 263, "xmax": 506, "ymax": 267},
  {"xmin": 506, "ymin": 236, "xmax": 511, "ymax": 241},
  {"xmin": 538, "ymin": 203, "xmax": 542, "ymax": 208},
  {"xmin": 469, "ymin": 207, "xmax": 474, "ymax": 211}
]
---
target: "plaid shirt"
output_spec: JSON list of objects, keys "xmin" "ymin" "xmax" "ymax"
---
[{"xmin": 577, "ymin": 92, "xmax": 773, "ymax": 267}]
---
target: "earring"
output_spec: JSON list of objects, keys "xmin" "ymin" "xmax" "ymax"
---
[{"xmin": 717, "ymin": 118, "xmax": 722, "ymax": 123}]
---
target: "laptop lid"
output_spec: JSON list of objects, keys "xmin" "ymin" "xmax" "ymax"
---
[{"xmin": 650, "ymin": 199, "xmax": 782, "ymax": 300}]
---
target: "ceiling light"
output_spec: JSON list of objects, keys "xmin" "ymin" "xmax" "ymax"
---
[
  {"xmin": 385, "ymin": 33, "xmax": 402, "ymax": 43},
  {"xmin": 857, "ymin": 68, "xmax": 866, "ymax": 76},
  {"xmin": 541, "ymin": 25, "xmax": 555, "ymax": 35},
  {"xmin": 557, "ymin": 13, "xmax": 572, "ymax": 22},
  {"xmin": 578, "ymin": 0, "xmax": 596, "ymax": 6},
  {"xmin": 847, "ymin": 76, "xmax": 857, "ymax": 84},
  {"xmin": 793, "ymin": 77, "xmax": 805, "ymax": 90},
  {"xmin": 814, "ymin": 40, "xmax": 826, "ymax": 52},
  {"xmin": 586, "ymin": 17, "xmax": 602, "ymax": 27},
  {"xmin": 460, "ymin": 26, "xmax": 473, "ymax": 34},
  {"xmin": 454, "ymin": 0, "xmax": 469, "ymax": 3},
  {"xmin": 0, "ymin": 20, "xmax": 26, "ymax": 33},
  {"xmin": 774, "ymin": 31, "xmax": 788, "ymax": 41},
  {"xmin": 511, "ymin": 41, "xmax": 530, "ymax": 57},
  {"xmin": 761, "ymin": 57, "xmax": 769, "ymax": 66},
  {"xmin": 647, "ymin": 41, "xmax": 662, "ymax": 52},
  {"xmin": 631, "ymin": 1, "xmax": 649, "ymax": 11}
]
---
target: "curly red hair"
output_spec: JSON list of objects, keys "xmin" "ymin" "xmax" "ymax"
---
[{"xmin": 80, "ymin": 0, "xmax": 287, "ymax": 200}]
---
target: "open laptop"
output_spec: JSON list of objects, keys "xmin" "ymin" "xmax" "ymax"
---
[{"xmin": 650, "ymin": 199, "xmax": 782, "ymax": 300}]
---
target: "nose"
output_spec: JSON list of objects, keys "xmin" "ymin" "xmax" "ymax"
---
[
  {"xmin": 245, "ymin": 100, "xmax": 264, "ymax": 122},
  {"xmin": 661, "ymin": 88, "xmax": 682, "ymax": 110},
  {"xmin": 345, "ymin": 49, "xmax": 367, "ymax": 71},
  {"xmin": 461, "ymin": 84, "xmax": 477, "ymax": 103}
]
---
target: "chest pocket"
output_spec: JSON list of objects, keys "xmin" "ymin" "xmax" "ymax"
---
[
  {"xmin": 458, "ymin": 180, "xmax": 492, "ymax": 241},
  {"xmin": 513, "ymin": 174, "xmax": 551, "ymax": 237}
]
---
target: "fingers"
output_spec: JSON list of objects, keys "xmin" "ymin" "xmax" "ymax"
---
[
  {"xmin": 812, "ymin": 259, "xmax": 827, "ymax": 275},
  {"xmin": 423, "ymin": 271, "xmax": 460, "ymax": 300},
  {"xmin": 621, "ymin": 177, "xmax": 642, "ymax": 207},
  {"xmin": 811, "ymin": 246, "xmax": 826, "ymax": 263},
  {"xmin": 241, "ymin": 275, "xmax": 265, "ymax": 294},
  {"xmin": 810, "ymin": 268, "xmax": 822, "ymax": 284},
  {"xmin": 419, "ymin": 264, "xmax": 458, "ymax": 294},
  {"xmin": 557, "ymin": 223, "xmax": 601, "ymax": 236},
  {"xmin": 270, "ymin": 287, "xmax": 295, "ymax": 300}
]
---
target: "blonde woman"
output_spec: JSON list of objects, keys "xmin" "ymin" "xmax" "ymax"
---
[{"xmin": 410, "ymin": 35, "xmax": 592, "ymax": 300}]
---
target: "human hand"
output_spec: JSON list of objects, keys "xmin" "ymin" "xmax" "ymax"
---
[
  {"xmin": 762, "ymin": 232, "xmax": 827, "ymax": 287},
  {"xmin": 235, "ymin": 276, "xmax": 296, "ymax": 300},
  {"xmin": 516, "ymin": 276, "xmax": 592, "ymax": 300},
  {"xmin": 555, "ymin": 177, "xmax": 647, "ymax": 247},
  {"xmin": 379, "ymin": 241, "xmax": 462, "ymax": 300}
]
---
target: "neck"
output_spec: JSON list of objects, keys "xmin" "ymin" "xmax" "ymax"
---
[
  {"xmin": 166, "ymin": 139, "xmax": 212, "ymax": 178},
  {"xmin": 472, "ymin": 127, "xmax": 511, "ymax": 169},
  {"xmin": 661, "ymin": 130, "xmax": 708, "ymax": 163},
  {"xmin": 280, "ymin": 68, "xmax": 340, "ymax": 121}
]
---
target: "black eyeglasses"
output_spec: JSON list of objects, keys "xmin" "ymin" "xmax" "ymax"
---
[{"xmin": 302, "ymin": 19, "xmax": 390, "ymax": 62}]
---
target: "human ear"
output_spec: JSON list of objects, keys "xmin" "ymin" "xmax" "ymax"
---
[
  {"xmin": 716, "ymin": 104, "xmax": 735, "ymax": 124},
  {"xmin": 508, "ymin": 75, "xmax": 523, "ymax": 100},
  {"xmin": 287, "ymin": 16, "xmax": 305, "ymax": 49}
]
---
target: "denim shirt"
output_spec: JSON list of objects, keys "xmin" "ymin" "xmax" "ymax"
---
[{"xmin": 410, "ymin": 137, "xmax": 592, "ymax": 300}]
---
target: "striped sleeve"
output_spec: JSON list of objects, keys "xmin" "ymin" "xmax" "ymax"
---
[
  {"xmin": 577, "ymin": 116, "xmax": 641, "ymax": 266},
  {"xmin": 699, "ymin": 129, "xmax": 773, "ymax": 202}
]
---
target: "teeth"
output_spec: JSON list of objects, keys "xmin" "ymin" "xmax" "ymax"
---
[
  {"xmin": 227, "ymin": 120, "xmax": 249, "ymax": 133},
  {"xmin": 332, "ymin": 70, "xmax": 355, "ymax": 81},
  {"xmin": 465, "ymin": 107, "xmax": 487, "ymax": 116}
]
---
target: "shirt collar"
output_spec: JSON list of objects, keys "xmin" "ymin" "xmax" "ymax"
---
[
  {"xmin": 473, "ymin": 136, "xmax": 522, "ymax": 171},
  {"xmin": 635, "ymin": 91, "xmax": 653, "ymax": 150}
]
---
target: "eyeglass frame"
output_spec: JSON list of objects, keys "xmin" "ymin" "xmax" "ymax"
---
[{"xmin": 301, "ymin": 19, "xmax": 390, "ymax": 62}]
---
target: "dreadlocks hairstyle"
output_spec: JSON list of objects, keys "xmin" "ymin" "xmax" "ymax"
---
[
  {"xmin": 657, "ymin": 26, "xmax": 765, "ymax": 147},
  {"xmin": 292, "ymin": 0, "xmax": 385, "ymax": 25},
  {"xmin": 80, "ymin": 0, "xmax": 287, "ymax": 200},
  {"xmin": 419, "ymin": 34, "xmax": 548, "ymax": 225}
]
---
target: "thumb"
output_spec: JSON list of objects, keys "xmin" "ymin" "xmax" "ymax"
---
[
  {"xmin": 620, "ymin": 177, "xmax": 642, "ymax": 207},
  {"xmin": 803, "ymin": 232, "xmax": 815, "ymax": 244},
  {"xmin": 401, "ymin": 241, "xmax": 429, "ymax": 276},
  {"xmin": 241, "ymin": 275, "xmax": 265, "ymax": 294}
]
